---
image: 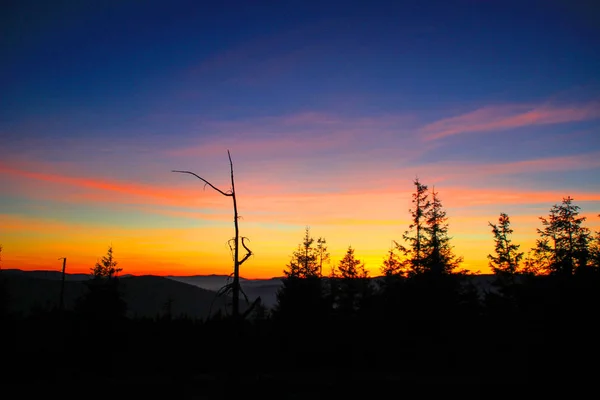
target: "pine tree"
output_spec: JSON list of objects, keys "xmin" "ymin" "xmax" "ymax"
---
[
  {"xmin": 380, "ymin": 247, "xmax": 407, "ymax": 278},
  {"xmin": 91, "ymin": 245, "xmax": 122, "ymax": 279},
  {"xmin": 316, "ymin": 237, "xmax": 330, "ymax": 277},
  {"xmin": 76, "ymin": 245, "xmax": 126, "ymax": 321},
  {"xmin": 590, "ymin": 215, "xmax": 600, "ymax": 270},
  {"xmin": 423, "ymin": 187, "xmax": 462, "ymax": 275},
  {"xmin": 398, "ymin": 178, "xmax": 431, "ymax": 275},
  {"xmin": 336, "ymin": 246, "xmax": 368, "ymax": 279},
  {"xmin": 488, "ymin": 213, "xmax": 524, "ymax": 275},
  {"xmin": 333, "ymin": 246, "xmax": 370, "ymax": 315},
  {"xmin": 284, "ymin": 227, "xmax": 320, "ymax": 279},
  {"xmin": 524, "ymin": 239, "xmax": 554, "ymax": 276},
  {"xmin": 0, "ymin": 244, "xmax": 7, "ymax": 319},
  {"xmin": 378, "ymin": 247, "xmax": 408, "ymax": 315},
  {"xmin": 274, "ymin": 228, "xmax": 327, "ymax": 321},
  {"xmin": 535, "ymin": 197, "xmax": 591, "ymax": 276}
]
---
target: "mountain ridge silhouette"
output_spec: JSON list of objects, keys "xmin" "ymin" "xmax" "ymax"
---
[
  {"xmin": 1, "ymin": 269, "xmax": 248, "ymax": 319},
  {"xmin": 2, "ymin": 268, "xmax": 497, "ymax": 312}
]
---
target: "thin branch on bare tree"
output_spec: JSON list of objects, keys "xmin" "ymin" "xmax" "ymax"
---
[
  {"xmin": 171, "ymin": 170, "xmax": 232, "ymax": 196},
  {"xmin": 239, "ymin": 237, "xmax": 253, "ymax": 266}
]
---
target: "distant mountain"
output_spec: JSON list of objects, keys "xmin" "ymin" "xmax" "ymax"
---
[
  {"xmin": 1, "ymin": 268, "xmax": 93, "ymax": 281},
  {"xmin": 119, "ymin": 275, "xmax": 235, "ymax": 319},
  {"xmin": 1, "ymin": 269, "xmax": 497, "ymax": 316},
  {"xmin": 167, "ymin": 274, "xmax": 497, "ymax": 308},
  {"xmin": 1, "ymin": 270, "xmax": 237, "ymax": 320},
  {"xmin": 2, "ymin": 272, "xmax": 88, "ymax": 314}
]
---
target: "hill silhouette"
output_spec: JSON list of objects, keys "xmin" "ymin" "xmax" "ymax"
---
[
  {"xmin": 2, "ymin": 268, "xmax": 94, "ymax": 281},
  {"xmin": 119, "ymin": 275, "xmax": 235, "ymax": 319},
  {"xmin": 2, "ymin": 269, "xmax": 498, "ymax": 313},
  {"xmin": 2, "ymin": 270, "xmax": 238, "ymax": 320}
]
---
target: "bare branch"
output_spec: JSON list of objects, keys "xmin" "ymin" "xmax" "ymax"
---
[
  {"xmin": 216, "ymin": 282, "xmax": 233, "ymax": 297},
  {"xmin": 227, "ymin": 238, "xmax": 236, "ymax": 261},
  {"xmin": 241, "ymin": 236, "xmax": 252, "ymax": 253},
  {"xmin": 239, "ymin": 237, "xmax": 253, "ymax": 266},
  {"xmin": 171, "ymin": 170, "xmax": 232, "ymax": 197},
  {"xmin": 241, "ymin": 297, "xmax": 261, "ymax": 320},
  {"xmin": 239, "ymin": 253, "xmax": 252, "ymax": 266},
  {"xmin": 242, "ymin": 297, "xmax": 262, "ymax": 320},
  {"xmin": 239, "ymin": 285, "xmax": 250, "ymax": 304}
]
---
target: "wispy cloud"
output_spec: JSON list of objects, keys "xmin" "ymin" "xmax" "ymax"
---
[
  {"xmin": 4, "ymin": 147, "xmax": 600, "ymax": 220},
  {"xmin": 437, "ymin": 186, "xmax": 600, "ymax": 209},
  {"xmin": 409, "ymin": 152, "xmax": 600, "ymax": 184},
  {"xmin": 420, "ymin": 101, "xmax": 600, "ymax": 141},
  {"xmin": 479, "ymin": 152, "xmax": 600, "ymax": 175},
  {"xmin": 0, "ymin": 162, "xmax": 227, "ymax": 209},
  {"xmin": 3, "ymin": 158, "xmax": 599, "ymax": 277},
  {"xmin": 167, "ymin": 111, "xmax": 419, "ymax": 163}
]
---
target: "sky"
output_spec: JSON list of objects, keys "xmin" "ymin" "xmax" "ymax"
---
[{"xmin": 1, "ymin": 0, "xmax": 600, "ymax": 278}]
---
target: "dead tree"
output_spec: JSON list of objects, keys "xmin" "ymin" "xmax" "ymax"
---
[
  {"xmin": 58, "ymin": 257, "xmax": 67, "ymax": 312},
  {"xmin": 173, "ymin": 150, "xmax": 251, "ymax": 319}
]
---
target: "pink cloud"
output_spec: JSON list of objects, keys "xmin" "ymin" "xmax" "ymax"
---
[
  {"xmin": 0, "ymin": 162, "xmax": 229, "ymax": 210},
  {"xmin": 3, "ymin": 152, "xmax": 599, "ymax": 231},
  {"xmin": 420, "ymin": 101, "xmax": 600, "ymax": 141},
  {"xmin": 435, "ymin": 186, "xmax": 600, "ymax": 209},
  {"xmin": 483, "ymin": 152, "xmax": 600, "ymax": 175},
  {"xmin": 167, "ymin": 111, "xmax": 418, "ymax": 161},
  {"xmin": 411, "ymin": 152, "xmax": 600, "ymax": 182}
]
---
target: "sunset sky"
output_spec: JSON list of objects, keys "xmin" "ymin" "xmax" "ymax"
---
[{"xmin": 2, "ymin": 0, "xmax": 600, "ymax": 278}]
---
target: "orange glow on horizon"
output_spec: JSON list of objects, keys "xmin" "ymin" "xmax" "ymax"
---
[
  {"xmin": 2, "ymin": 158, "xmax": 599, "ymax": 279},
  {"xmin": 2, "ymin": 211, "xmax": 599, "ymax": 279}
]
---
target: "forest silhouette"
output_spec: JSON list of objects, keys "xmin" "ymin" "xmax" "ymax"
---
[{"xmin": 2, "ymin": 178, "xmax": 600, "ymax": 394}]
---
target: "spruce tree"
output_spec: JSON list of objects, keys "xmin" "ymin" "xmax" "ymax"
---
[
  {"xmin": 378, "ymin": 247, "xmax": 408, "ymax": 316},
  {"xmin": 274, "ymin": 227, "xmax": 326, "ymax": 321},
  {"xmin": 397, "ymin": 178, "xmax": 431, "ymax": 275},
  {"xmin": 590, "ymin": 215, "xmax": 600, "ymax": 270},
  {"xmin": 535, "ymin": 197, "xmax": 591, "ymax": 275},
  {"xmin": 380, "ymin": 247, "xmax": 407, "ymax": 278},
  {"xmin": 316, "ymin": 237, "xmax": 330, "ymax": 277},
  {"xmin": 333, "ymin": 246, "xmax": 370, "ymax": 315},
  {"xmin": 284, "ymin": 226, "xmax": 320, "ymax": 279},
  {"xmin": 0, "ymin": 245, "xmax": 7, "ymax": 319},
  {"xmin": 75, "ymin": 245, "xmax": 126, "ymax": 321},
  {"xmin": 91, "ymin": 245, "xmax": 122, "ymax": 279},
  {"xmin": 488, "ymin": 213, "xmax": 523, "ymax": 275},
  {"xmin": 423, "ymin": 187, "xmax": 462, "ymax": 275}
]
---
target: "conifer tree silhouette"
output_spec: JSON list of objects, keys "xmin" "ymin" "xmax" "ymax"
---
[
  {"xmin": 534, "ymin": 197, "xmax": 591, "ymax": 276},
  {"xmin": 488, "ymin": 213, "xmax": 524, "ymax": 276},
  {"xmin": 274, "ymin": 227, "xmax": 327, "ymax": 321}
]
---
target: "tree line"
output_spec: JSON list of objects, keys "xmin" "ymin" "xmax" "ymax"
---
[
  {"xmin": 1, "ymin": 178, "xmax": 599, "ymax": 387},
  {"xmin": 275, "ymin": 179, "xmax": 600, "ymax": 317}
]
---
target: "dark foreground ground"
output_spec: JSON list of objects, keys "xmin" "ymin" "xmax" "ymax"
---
[
  {"xmin": 3, "ymin": 272, "xmax": 599, "ymax": 397},
  {"xmin": 2, "ymin": 314, "xmax": 597, "ymax": 398}
]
